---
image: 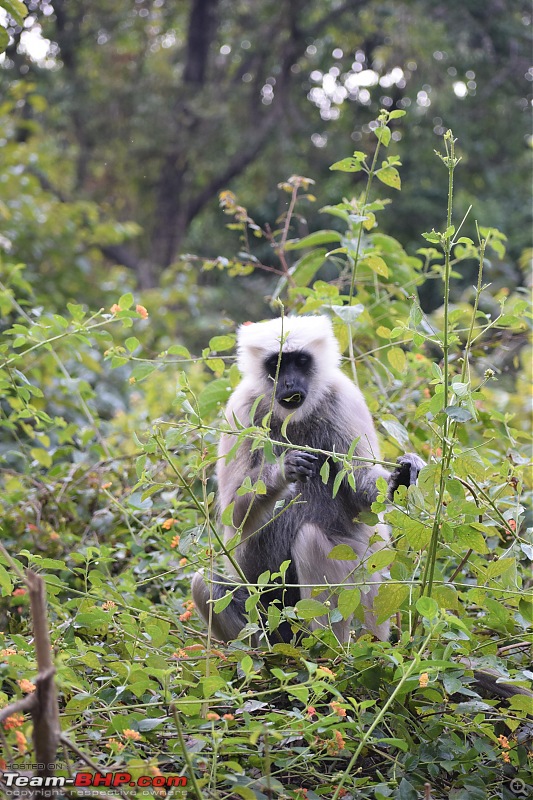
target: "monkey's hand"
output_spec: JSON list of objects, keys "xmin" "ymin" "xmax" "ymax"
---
[
  {"xmin": 283, "ymin": 451, "xmax": 318, "ymax": 484},
  {"xmin": 389, "ymin": 453, "xmax": 425, "ymax": 495}
]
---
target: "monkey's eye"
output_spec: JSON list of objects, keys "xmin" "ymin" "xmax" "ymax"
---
[
  {"xmin": 295, "ymin": 353, "xmax": 311, "ymax": 370},
  {"xmin": 264, "ymin": 355, "xmax": 280, "ymax": 376}
]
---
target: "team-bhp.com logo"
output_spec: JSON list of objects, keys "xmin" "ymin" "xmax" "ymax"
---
[{"xmin": 2, "ymin": 772, "xmax": 188, "ymax": 791}]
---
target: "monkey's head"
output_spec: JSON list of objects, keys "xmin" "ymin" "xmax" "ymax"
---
[{"xmin": 237, "ymin": 316, "xmax": 341, "ymax": 417}]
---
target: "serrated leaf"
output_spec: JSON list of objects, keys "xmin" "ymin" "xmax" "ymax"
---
[
  {"xmin": 366, "ymin": 549, "xmax": 395, "ymax": 572},
  {"xmin": 376, "ymin": 166, "xmax": 401, "ymax": 190}
]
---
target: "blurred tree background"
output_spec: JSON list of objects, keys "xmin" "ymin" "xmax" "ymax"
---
[{"xmin": 0, "ymin": 0, "xmax": 531, "ymax": 337}]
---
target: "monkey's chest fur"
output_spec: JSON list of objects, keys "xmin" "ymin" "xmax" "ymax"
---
[{"xmin": 243, "ymin": 396, "xmax": 367, "ymax": 587}]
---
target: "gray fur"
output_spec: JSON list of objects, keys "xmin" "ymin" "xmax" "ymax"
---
[{"xmin": 191, "ymin": 316, "xmax": 423, "ymax": 645}]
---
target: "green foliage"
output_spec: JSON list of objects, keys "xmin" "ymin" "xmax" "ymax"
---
[{"xmin": 1, "ymin": 120, "xmax": 532, "ymax": 798}]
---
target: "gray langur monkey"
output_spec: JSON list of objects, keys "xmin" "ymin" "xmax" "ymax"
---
[{"xmin": 191, "ymin": 315, "xmax": 424, "ymax": 645}]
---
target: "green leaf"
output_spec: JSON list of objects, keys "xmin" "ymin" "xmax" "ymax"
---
[
  {"xmin": 291, "ymin": 249, "xmax": 327, "ymax": 287},
  {"xmin": 2, "ymin": 0, "xmax": 28, "ymax": 26},
  {"xmin": 130, "ymin": 363, "xmax": 157, "ymax": 382},
  {"xmin": 373, "ymin": 583, "xmax": 410, "ymax": 624},
  {"xmin": 198, "ymin": 378, "xmax": 232, "ymax": 417},
  {"xmin": 30, "ymin": 447, "xmax": 52, "ymax": 468},
  {"xmin": 328, "ymin": 544, "xmax": 357, "ymax": 560},
  {"xmin": 376, "ymin": 166, "xmax": 401, "ymax": 190},
  {"xmin": 337, "ymin": 588, "xmax": 361, "ymax": 619},
  {"xmin": 362, "ymin": 254, "xmax": 389, "ymax": 277},
  {"xmin": 374, "ymin": 125, "xmax": 391, "ymax": 146},
  {"xmin": 445, "ymin": 524, "xmax": 488, "ymax": 555},
  {"xmin": 125, "ymin": 336, "xmax": 140, "ymax": 352},
  {"xmin": 416, "ymin": 596, "xmax": 439, "ymax": 620},
  {"xmin": 118, "ymin": 292, "xmax": 134, "ymax": 310},
  {"xmin": 167, "ymin": 344, "xmax": 191, "ymax": 358},
  {"xmin": 366, "ymin": 549, "xmax": 395, "ymax": 572},
  {"xmin": 0, "ymin": 26, "xmax": 8, "ymax": 53},
  {"xmin": 388, "ymin": 110, "xmax": 406, "ymax": 120},
  {"xmin": 330, "ymin": 303, "xmax": 365, "ymax": 323},
  {"xmin": 284, "ymin": 230, "xmax": 342, "ymax": 250},
  {"xmin": 387, "ymin": 347, "xmax": 406, "ymax": 373},
  {"xmin": 445, "ymin": 405, "xmax": 472, "ymax": 422},
  {"xmin": 213, "ymin": 591, "xmax": 234, "ymax": 612},
  {"xmin": 376, "ymin": 737, "xmax": 408, "ymax": 752},
  {"xmin": 209, "ymin": 334, "xmax": 235, "ymax": 352},
  {"xmin": 295, "ymin": 599, "xmax": 329, "ymax": 619},
  {"xmin": 330, "ymin": 157, "xmax": 363, "ymax": 172},
  {"xmin": 0, "ymin": 564, "xmax": 13, "ymax": 596}
]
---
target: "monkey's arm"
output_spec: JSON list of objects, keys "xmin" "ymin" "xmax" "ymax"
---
[{"xmin": 220, "ymin": 444, "xmax": 317, "ymax": 531}]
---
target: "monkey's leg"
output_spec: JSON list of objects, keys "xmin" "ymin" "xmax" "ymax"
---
[
  {"xmin": 292, "ymin": 524, "xmax": 390, "ymax": 643},
  {"xmin": 191, "ymin": 570, "xmax": 257, "ymax": 644}
]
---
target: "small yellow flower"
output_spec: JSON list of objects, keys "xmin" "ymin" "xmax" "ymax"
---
[
  {"xmin": 419, "ymin": 672, "xmax": 429, "ymax": 688},
  {"xmin": 123, "ymin": 729, "xmax": 142, "ymax": 741},
  {"xmin": 17, "ymin": 679, "xmax": 36, "ymax": 693}
]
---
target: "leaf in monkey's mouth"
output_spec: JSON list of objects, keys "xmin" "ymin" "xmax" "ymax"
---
[{"xmin": 281, "ymin": 392, "xmax": 303, "ymax": 408}]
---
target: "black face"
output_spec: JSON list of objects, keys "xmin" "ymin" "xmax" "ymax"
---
[{"xmin": 264, "ymin": 350, "xmax": 313, "ymax": 409}]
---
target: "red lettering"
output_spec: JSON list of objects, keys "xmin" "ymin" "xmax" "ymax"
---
[
  {"xmin": 93, "ymin": 773, "xmax": 113, "ymax": 787},
  {"xmin": 167, "ymin": 777, "xmax": 187, "ymax": 787},
  {"xmin": 74, "ymin": 774, "xmax": 93, "ymax": 787},
  {"xmin": 138, "ymin": 776, "xmax": 151, "ymax": 787},
  {"xmin": 152, "ymin": 776, "xmax": 166, "ymax": 788},
  {"xmin": 113, "ymin": 773, "xmax": 132, "ymax": 787}
]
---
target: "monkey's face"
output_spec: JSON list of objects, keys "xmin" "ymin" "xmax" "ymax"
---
[{"xmin": 264, "ymin": 350, "xmax": 313, "ymax": 410}]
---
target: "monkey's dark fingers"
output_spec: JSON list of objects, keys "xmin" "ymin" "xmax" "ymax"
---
[
  {"xmin": 395, "ymin": 453, "xmax": 425, "ymax": 486},
  {"xmin": 284, "ymin": 451, "xmax": 318, "ymax": 482}
]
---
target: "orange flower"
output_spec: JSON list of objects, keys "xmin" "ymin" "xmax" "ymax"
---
[
  {"xmin": 329, "ymin": 701, "xmax": 346, "ymax": 717},
  {"xmin": 102, "ymin": 601, "xmax": 117, "ymax": 611},
  {"xmin": 419, "ymin": 672, "xmax": 429, "ymax": 688},
  {"xmin": 306, "ymin": 706, "xmax": 316, "ymax": 718},
  {"xmin": 110, "ymin": 304, "xmax": 121, "ymax": 314},
  {"xmin": 17, "ymin": 679, "xmax": 36, "ymax": 693},
  {"xmin": 162, "ymin": 518, "xmax": 177, "ymax": 530},
  {"xmin": 170, "ymin": 535, "xmax": 181, "ymax": 549},
  {"xmin": 179, "ymin": 557, "xmax": 188, "ymax": 566},
  {"xmin": 101, "ymin": 481, "xmax": 112, "ymax": 489},
  {"xmin": 318, "ymin": 666, "xmax": 336, "ymax": 678},
  {"xmin": 15, "ymin": 730, "xmax": 27, "ymax": 754},
  {"xmin": 123, "ymin": 729, "xmax": 142, "ymax": 741},
  {"xmin": 136, "ymin": 304, "xmax": 149, "ymax": 319},
  {"xmin": 1, "ymin": 648, "xmax": 17, "ymax": 657},
  {"xmin": 223, "ymin": 714, "xmax": 235, "ymax": 721},
  {"xmin": 13, "ymin": 588, "xmax": 26, "ymax": 597},
  {"xmin": 327, "ymin": 730, "xmax": 346, "ymax": 755},
  {"xmin": 4, "ymin": 714, "xmax": 24, "ymax": 730},
  {"xmin": 49, "ymin": 531, "xmax": 60, "ymax": 541},
  {"xmin": 179, "ymin": 610, "xmax": 192, "ymax": 622},
  {"xmin": 107, "ymin": 738, "xmax": 125, "ymax": 752},
  {"xmin": 206, "ymin": 712, "xmax": 220, "ymax": 721}
]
